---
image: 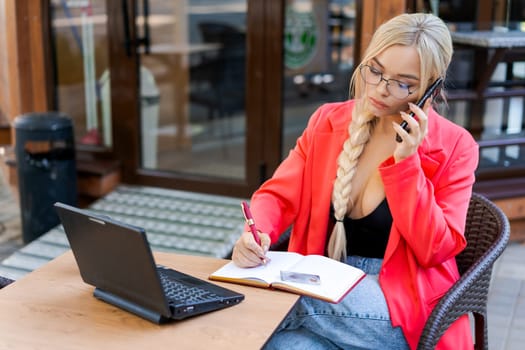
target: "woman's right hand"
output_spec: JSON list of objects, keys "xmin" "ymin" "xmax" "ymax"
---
[{"xmin": 231, "ymin": 231, "xmax": 271, "ymax": 267}]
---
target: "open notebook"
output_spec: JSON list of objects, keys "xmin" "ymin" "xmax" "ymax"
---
[
  {"xmin": 55, "ymin": 202, "xmax": 244, "ymax": 324},
  {"xmin": 210, "ymin": 251, "xmax": 366, "ymax": 303}
]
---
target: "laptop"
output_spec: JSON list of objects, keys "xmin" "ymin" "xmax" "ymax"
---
[{"xmin": 54, "ymin": 202, "xmax": 244, "ymax": 324}]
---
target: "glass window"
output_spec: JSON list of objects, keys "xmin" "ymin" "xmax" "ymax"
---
[
  {"xmin": 137, "ymin": 0, "xmax": 247, "ymax": 178},
  {"xmin": 282, "ymin": 0, "xmax": 356, "ymax": 157},
  {"xmin": 50, "ymin": 0, "xmax": 110, "ymax": 147}
]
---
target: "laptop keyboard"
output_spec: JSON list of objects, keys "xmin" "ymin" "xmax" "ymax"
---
[{"xmin": 158, "ymin": 269, "xmax": 221, "ymax": 305}]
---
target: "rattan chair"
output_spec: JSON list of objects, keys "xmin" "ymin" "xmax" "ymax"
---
[
  {"xmin": 417, "ymin": 192, "xmax": 510, "ymax": 350},
  {"xmin": 268, "ymin": 193, "xmax": 510, "ymax": 349}
]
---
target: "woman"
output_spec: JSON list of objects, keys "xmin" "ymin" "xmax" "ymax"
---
[{"xmin": 232, "ymin": 13, "xmax": 478, "ymax": 350}]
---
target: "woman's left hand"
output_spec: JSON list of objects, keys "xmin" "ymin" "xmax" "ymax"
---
[{"xmin": 392, "ymin": 100, "xmax": 431, "ymax": 162}]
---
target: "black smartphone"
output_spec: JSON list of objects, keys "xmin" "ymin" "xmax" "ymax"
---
[
  {"xmin": 280, "ymin": 270, "xmax": 321, "ymax": 285},
  {"xmin": 395, "ymin": 77, "xmax": 443, "ymax": 142}
]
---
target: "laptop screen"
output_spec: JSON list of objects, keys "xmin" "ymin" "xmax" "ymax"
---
[{"xmin": 55, "ymin": 202, "xmax": 171, "ymax": 317}]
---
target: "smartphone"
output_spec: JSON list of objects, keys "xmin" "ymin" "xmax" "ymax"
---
[
  {"xmin": 395, "ymin": 77, "xmax": 443, "ymax": 143},
  {"xmin": 280, "ymin": 270, "xmax": 321, "ymax": 285}
]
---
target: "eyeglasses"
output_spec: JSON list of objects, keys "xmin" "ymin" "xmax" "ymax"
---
[{"xmin": 359, "ymin": 64, "xmax": 416, "ymax": 99}]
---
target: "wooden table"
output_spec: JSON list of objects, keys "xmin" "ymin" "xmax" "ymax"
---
[
  {"xmin": 0, "ymin": 251, "xmax": 298, "ymax": 350},
  {"xmin": 450, "ymin": 30, "xmax": 525, "ymax": 97}
]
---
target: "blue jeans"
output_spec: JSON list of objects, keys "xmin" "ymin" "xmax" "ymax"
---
[{"xmin": 263, "ymin": 256, "xmax": 409, "ymax": 350}]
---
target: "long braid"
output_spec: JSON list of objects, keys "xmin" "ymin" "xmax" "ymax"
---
[{"xmin": 328, "ymin": 105, "xmax": 376, "ymax": 261}]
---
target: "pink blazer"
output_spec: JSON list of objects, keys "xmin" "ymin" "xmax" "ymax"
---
[{"xmin": 249, "ymin": 100, "xmax": 479, "ymax": 349}]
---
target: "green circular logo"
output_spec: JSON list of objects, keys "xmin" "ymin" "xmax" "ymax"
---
[{"xmin": 284, "ymin": 7, "xmax": 318, "ymax": 70}]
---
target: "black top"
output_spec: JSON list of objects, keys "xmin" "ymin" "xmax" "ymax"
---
[{"xmin": 331, "ymin": 199, "xmax": 393, "ymax": 258}]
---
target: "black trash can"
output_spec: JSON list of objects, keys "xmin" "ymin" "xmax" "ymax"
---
[{"xmin": 14, "ymin": 112, "xmax": 77, "ymax": 243}]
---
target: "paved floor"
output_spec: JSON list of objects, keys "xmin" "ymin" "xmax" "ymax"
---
[
  {"xmin": 487, "ymin": 242, "xmax": 525, "ymax": 350},
  {"xmin": 0, "ymin": 182, "xmax": 524, "ymax": 349}
]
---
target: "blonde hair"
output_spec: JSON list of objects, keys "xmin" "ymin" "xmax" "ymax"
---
[{"xmin": 327, "ymin": 13, "xmax": 453, "ymax": 261}]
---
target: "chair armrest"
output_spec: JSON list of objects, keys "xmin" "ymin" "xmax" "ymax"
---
[
  {"xmin": 417, "ymin": 193, "xmax": 510, "ymax": 350},
  {"xmin": 417, "ymin": 260, "xmax": 493, "ymax": 349}
]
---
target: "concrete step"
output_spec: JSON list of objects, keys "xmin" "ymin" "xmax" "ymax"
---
[{"xmin": 0, "ymin": 184, "xmax": 247, "ymax": 280}]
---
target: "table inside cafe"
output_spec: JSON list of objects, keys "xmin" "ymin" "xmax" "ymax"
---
[
  {"xmin": 0, "ymin": 251, "xmax": 299, "ymax": 350},
  {"xmin": 448, "ymin": 25, "xmax": 525, "ymax": 137}
]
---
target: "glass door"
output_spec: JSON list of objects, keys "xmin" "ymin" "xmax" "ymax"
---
[
  {"xmin": 50, "ymin": 0, "xmax": 284, "ymax": 198},
  {"xmin": 106, "ymin": 0, "xmax": 279, "ymax": 198},
  {"xmin": 135, "ymin": 1, "xmax": 248, "ymax": 179},
  {"xmin": 50, "ymin": 0, "xmax": 111, "ymax": 148}
]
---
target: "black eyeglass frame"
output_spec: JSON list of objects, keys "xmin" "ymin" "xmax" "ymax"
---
[{"xmin": 359, "ymin": 64, "xmax": 417, "ymax": 99}]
